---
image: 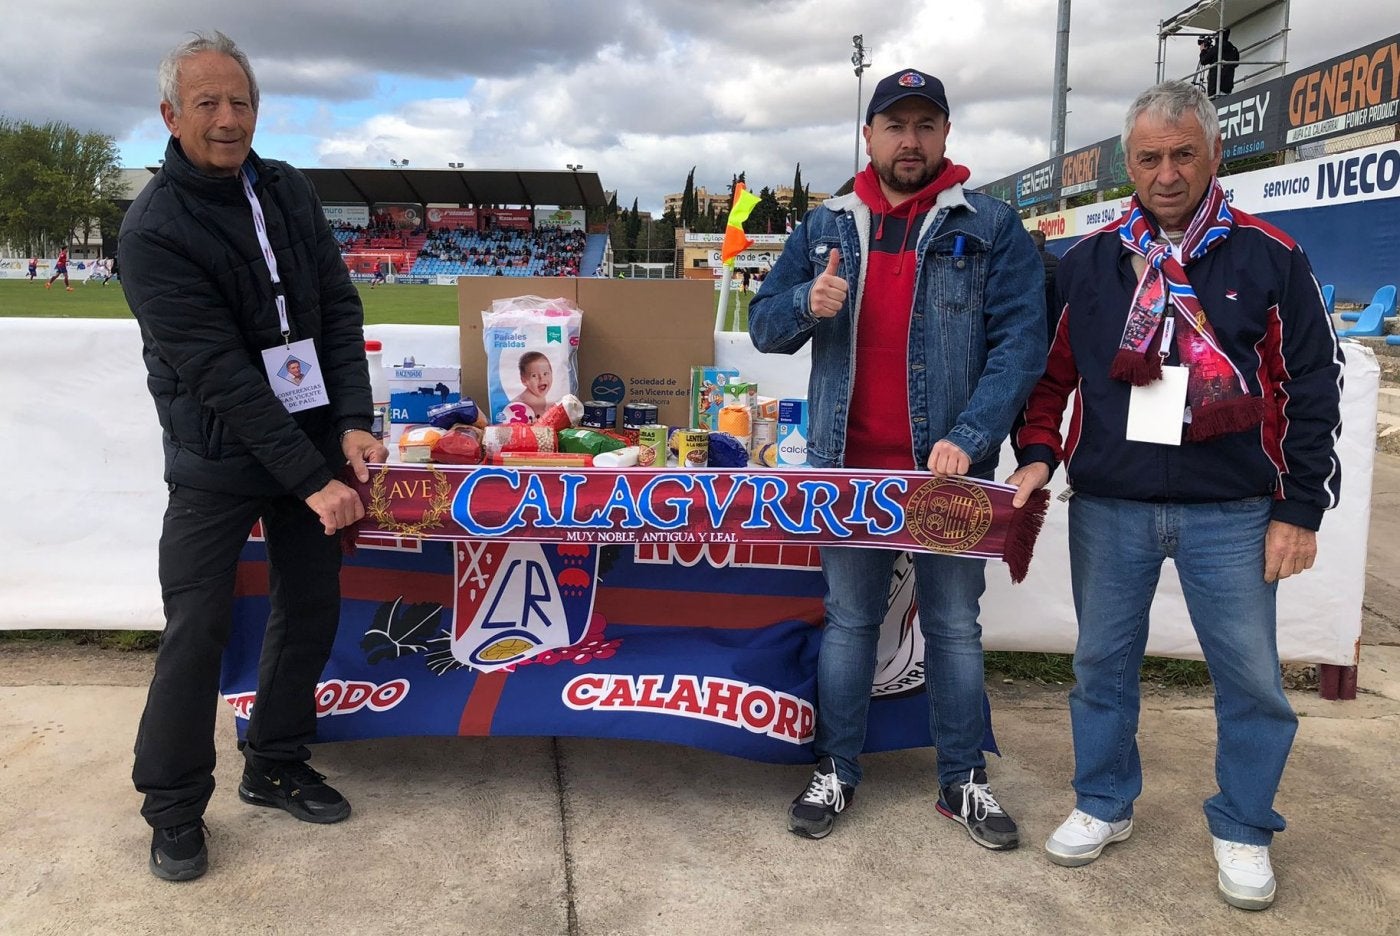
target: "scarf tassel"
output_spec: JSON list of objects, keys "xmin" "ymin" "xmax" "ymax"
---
[
  {"xmin": 1109, "ymin": 348, "xmax": 1163, "ymax": 386},
  {"xmin": 1003, "ymin": 488, "xmax": 1050, "ymax": 584},
  {"xmin": 1186, "ymin": 395, "xmax": 1268, "ymax": 442}
]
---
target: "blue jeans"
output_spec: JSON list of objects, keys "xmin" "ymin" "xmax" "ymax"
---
[
  {"xmin": 816, "ymin": 545, "xmax": 988, "ymax": 789},
  {"xmin": 1067, "ymin": 494, "xmax": 1297, "ymax": 846}
]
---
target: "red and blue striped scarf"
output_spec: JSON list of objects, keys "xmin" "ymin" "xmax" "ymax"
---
[{"xmin": 1112, "ymin": 179, "xmax": 1265, "ymax": 442}]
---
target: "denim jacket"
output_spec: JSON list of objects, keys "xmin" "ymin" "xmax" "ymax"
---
[{"xmin": 748, "ymin": 184, "xmax": 1047, "ymax": 474}]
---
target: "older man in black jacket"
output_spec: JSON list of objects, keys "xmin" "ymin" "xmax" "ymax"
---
[{"xmin": 120, "ymin": 31, "xmax": 387, "ymax": 882}]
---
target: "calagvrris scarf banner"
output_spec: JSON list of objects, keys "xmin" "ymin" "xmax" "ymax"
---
[
  {"xmin": 220, "ymin": 467, "xmax": 1046, "ymax": 763},
  {"xmin": 348, "ymin": 465, "xmax": 1050, "ymax": 581}
]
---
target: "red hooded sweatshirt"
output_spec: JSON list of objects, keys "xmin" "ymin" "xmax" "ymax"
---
[{"xmin": 844, "ymin": 159, "xmax": 970, "ymax": 469}]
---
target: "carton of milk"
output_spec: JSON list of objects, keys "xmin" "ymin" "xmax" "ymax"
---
[
  {"xmin": 387, "ymin": 363, "xmax": 461, "ymax": 444},
  {"xmin": 776, "ymin": 398, "xmax": 808, "ymax": 468}
]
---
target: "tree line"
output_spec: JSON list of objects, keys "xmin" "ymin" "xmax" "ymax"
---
[
  {"xmin": 603, "ymin": 163, "xmax": 814, "ymax": 267},
  {"xmin": 0, "ymin": 117, "xmax": 123, "ymax": 257}
]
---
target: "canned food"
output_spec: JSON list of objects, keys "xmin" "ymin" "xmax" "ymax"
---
[
  {"xmin": 637, "ymin": 424, "xmax": 668, "ymax": 468},
  {"xmin": 581, "ymin": 400, "xmax": 617, "ymax": 430},
  {"xmin": 675, "ymin": 429, "xmax": 709, "ymax": 468},
  {"xmin": 750, "ymin": 417, "xmax": 776, "ymax": 452},
  {"xmin": 622, "ymin": 402, "xmax": 660, "ymax": 430}
]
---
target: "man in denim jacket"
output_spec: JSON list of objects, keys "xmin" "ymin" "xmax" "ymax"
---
[{"xmin": 749, "ymin": 68, "xmax": 1046, "ymax": 848}]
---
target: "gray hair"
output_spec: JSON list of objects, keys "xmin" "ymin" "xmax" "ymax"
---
[
  {"xmin": 158, "ymin": 31, "xmax": 259, "ymax": 115},
  {"xmin": 1121, "ymin": 80, "xmax": 1220, "ymax": 159}
]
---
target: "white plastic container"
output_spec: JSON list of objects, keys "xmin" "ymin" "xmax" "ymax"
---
[{"xmin": 364, "ymin": 339, "xmax": 389, "ymax": 440}]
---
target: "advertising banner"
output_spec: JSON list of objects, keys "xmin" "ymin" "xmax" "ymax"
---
[
  {"xmin": 535, "ymin": 208, "xmax": 586, "ymax": 231},
  {"xmin": 1284, "ymin": 34, "xmax": 1400, "ymax": 146},
  {"xmin": 1223, "ymin": 140, "xmax": 1400, "ymax": 213},
  {"xmin": 1015, "ymin": 159, "xmax": 1058, "ymax": 208},
  {"xmin": 323, "ymin": 204, "xmax": 370, "ymax": 227},
  {"xmin": 483, "ymin": 208, "xmax": 533, "ymax": 231},
  {"xmin": 426, "ymin": 207, "xmax": 478, "ymax": 231},
  {"xmin": 378, "ymin": 204, "xmax": 424, "ymax": 230}
]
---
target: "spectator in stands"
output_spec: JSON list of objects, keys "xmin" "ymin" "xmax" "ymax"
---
[
  {"xmin": 121, "ymin": 30, "xmax": 386, "ymax": 884},
  {"xmin": 1029, "ymin": 229, "xmax": 1059, "ymax": 342},
  {"xmin": 1009, "ymin": 80, "xmax": 1342, "ymax": 912}
]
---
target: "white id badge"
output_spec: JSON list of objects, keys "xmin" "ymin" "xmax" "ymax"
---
[
  {"xmin": 261, "ymin": 338, "xmax": 330, "ymax": 413},
  {"xmin": 1125, "ymin": 365, "xmax": 1188, "ymax": 446}
]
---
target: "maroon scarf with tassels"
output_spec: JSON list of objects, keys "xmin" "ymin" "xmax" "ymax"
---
[{"xmin": 1113, "ymin": 179, "xmax": 1266, "ymax": 442}]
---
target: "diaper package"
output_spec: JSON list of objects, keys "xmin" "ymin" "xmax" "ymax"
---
[{"xmin": 481, "ymin": 296, "xmax": 583, "ymax": 425}]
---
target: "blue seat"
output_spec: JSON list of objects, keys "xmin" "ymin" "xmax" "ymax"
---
[
  {"xmin": 1339, "ymin": 284, "xmax": 1395, "ymax": 323},
  {"xmin": 1321, "ymin": 284, "xmax": 1335, "ymax": 315},
  {"xmin": 1387, "ymin": 335, "xmax": 1400, "ymax": 346}
]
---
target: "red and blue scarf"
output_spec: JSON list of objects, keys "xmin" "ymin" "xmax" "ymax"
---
[{"xmin": 1112, "ymin": 179, "xmax": 1265, "ymax": 442}]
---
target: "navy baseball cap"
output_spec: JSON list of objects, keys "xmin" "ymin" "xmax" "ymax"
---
[{"xmin": 865, "ymin": 69, "xmax": 950, "ymax": 124}]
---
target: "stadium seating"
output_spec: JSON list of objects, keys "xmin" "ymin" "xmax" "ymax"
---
[
  {"xmin": 1321, "ymin": 283, "xmax": 1335, "ymax": 315},
  {"xmin": 1339, "ymin": 284, "xmax": 1395, "ymax": 324},
  {"xmin": 409, "ymin": 228, "xmax": 588, "ymax": 277},
  {"xmin": 1336, "ymin": 284, "xmax": 1397, "ymax": 338}
]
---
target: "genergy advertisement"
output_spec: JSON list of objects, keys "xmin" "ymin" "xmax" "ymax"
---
[{"xmin": 1285, "ymin": 34, "xmax": 1400, "ymax": 145}]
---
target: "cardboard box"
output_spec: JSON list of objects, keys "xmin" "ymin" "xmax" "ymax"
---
[
  {"xmin": 459, "ymin": 277, "xmax": 716, "ymax": 430},
  {"xmin": 388, "ymin": 364, "xmax": 460, "ymax": 444}
]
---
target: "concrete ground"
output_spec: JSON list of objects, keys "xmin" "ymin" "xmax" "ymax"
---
[{"xmin": 3, "ymin": 455, "xmax": 1398, "ymax": 936}]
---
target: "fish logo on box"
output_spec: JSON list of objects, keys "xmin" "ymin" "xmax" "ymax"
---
[{"xmin": 452, "ymin": 542, "xmax": 601, "ymax": 671}]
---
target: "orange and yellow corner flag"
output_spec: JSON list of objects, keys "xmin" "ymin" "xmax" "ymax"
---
[{"xmin": 720, "ymin": 183, "xmax": 761, "ymax": 265}]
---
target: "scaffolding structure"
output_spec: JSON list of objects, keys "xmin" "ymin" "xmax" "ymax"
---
[{"xmin": 1156, "ymin": 0, "xmax": 1291, "ymax": 95}]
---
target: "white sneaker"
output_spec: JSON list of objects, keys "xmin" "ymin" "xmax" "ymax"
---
[
  {"xmin": 1044, "ymin": 808, "xmax": 1133, "ymax": 867},
  {"xmin": 1212, "ymin": 837, "xmax": 1276, "ymax": 910}
]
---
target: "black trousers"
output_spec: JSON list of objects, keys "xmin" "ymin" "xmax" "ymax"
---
[{"xmin": 132, "ymin": 484, "xmax": 343, "ymax": 829}]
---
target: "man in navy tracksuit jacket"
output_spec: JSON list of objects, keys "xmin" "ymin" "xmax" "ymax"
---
[{"xmin": 1008, "ymin": 81, "xmax": 1342, "ymax": 912}]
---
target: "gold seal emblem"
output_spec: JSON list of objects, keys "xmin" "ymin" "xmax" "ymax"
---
[
  {"xmin": 904, "ymin": 479, "xmax": 994, "ymax": 554},
  {"xmin": 368, "ymin": 466, "xmax": 453, "ymax": 537}
]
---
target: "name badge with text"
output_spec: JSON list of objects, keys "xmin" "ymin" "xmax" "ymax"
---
[{"xmin": 261, "ymin": 338, "xmax": 330, "ymax": 413}]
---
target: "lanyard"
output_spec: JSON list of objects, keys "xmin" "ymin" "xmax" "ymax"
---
[{"xmin": 239, "ymin": 167, "xmax": 290, "ymax": 346}]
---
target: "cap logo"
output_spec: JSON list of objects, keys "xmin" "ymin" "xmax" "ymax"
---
[{"xmin": 898, "ymin": 72, "xmax": 925, "ymax": 88}]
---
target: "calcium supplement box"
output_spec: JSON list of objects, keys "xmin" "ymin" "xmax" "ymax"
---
[
  {"xmin": 776, "ymin": 398, "xmax": 808, "ymax": 468},
  {"xmin": 388, "ymin": 363, "xmax": 461, "ymax": 444}
]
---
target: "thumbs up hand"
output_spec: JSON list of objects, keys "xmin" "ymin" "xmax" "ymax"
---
[{"xmin": 808, "ymin": 248, "xmax": 848, "ymax": 319}]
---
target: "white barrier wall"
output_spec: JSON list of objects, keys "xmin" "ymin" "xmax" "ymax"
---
[{"xmin": 0, "ymin": 318, "xmax": 1376, "ymax": 667}]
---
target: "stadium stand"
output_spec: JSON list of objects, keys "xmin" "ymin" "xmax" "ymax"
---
[{"xmin": 409, "ymin": 227, "xmax": 588, "ymax": 277}]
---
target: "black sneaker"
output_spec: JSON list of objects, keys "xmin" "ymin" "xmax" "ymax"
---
[
  {"xmin": 149, "ymin": 820, "xmax": 208, "ymax": 881},
  {"xmin": 787, "ymin": 756, "xmax": 855, "ymax": 840},
  {"xmin": 936, "ymin": 768, "xmax": 1020, "ymax": 850},
  {"xmin": 238, "ymin": 761, "xmax": 351, "ymax": 824}
]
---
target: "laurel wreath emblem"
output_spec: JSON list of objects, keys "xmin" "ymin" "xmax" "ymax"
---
[{"xmin": 368, "ymin": 466, "xmax": 453, "ymax": 537}]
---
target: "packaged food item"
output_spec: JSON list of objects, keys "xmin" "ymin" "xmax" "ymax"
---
[
  {"xmin": 689, "ymin": 366, "xmax": 740, "ymax": 430},
  {"xmin": 706, "ymin": 431, "xmax": 749, "ymax": 468},
  {"xmin": 426, "ymin": 398, "xmax": 485, "ymax": 431},
  {"xmin": 592, "ymin": 446, "xmax": 641, "ymax": 468},
  {"xmin": 676, "ymin": 429, "xmax": 709, "ymax": 468},
  {"xmin": 717, "ymin": 403, "xmax": 753, "ymax": 449},
  {"xmin": 637, "ymin": 425, "xmax": 668, "ymax": 468},
  {"xmin": 481, "ymin": 424, "xmax": 558, "ymax": 460},
  {"xmin": 537, "ymin": 394, "xmax": 584, "ymax": 433},
  {"xmin": 622, "ymin": 403, "xmax": 659, "ymax": 430},
  {"xmin": 581, "ymin": 400, "xmax": 617, "ymax": 430},
  {"xmin": 492, "ymin": 451, "xmax": 593, "ymax": 467},
  {"xmin": 777, "ymin": 398, "xmax": 809, "ymax": 468},
  {"xmin": 481, "ymin": 295, "xmax": 583, "ymax": 424},
  {"xmin": 755, "ymin": 442, "xmax": 778, "ymax": 468},
  {"xmin": 389, "ymin": 364, "xmax": 461, "ymax": 445},
  {"xmin": 398, "ymin": 425, "xmax": 446, "ymax": 464},
  {"xmin": 431, "ymin": 425, "xmax": 484, "ymax": 465},
  {"xmin": 558, "ymin": 428, "xmax": 626, "ymax": 457}
]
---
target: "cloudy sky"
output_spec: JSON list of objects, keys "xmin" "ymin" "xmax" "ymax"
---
[{"xmin": 3, "ymin": 1, "xmax": 1393, "ymax": 213}]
